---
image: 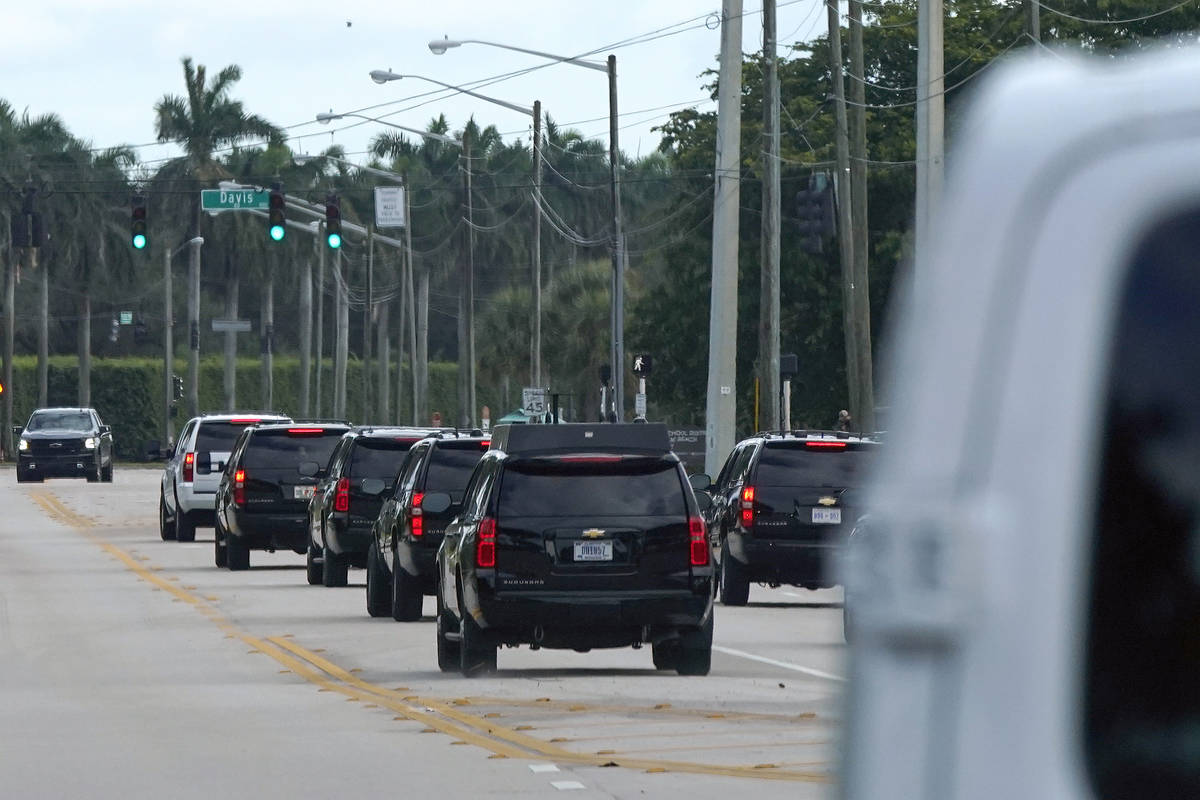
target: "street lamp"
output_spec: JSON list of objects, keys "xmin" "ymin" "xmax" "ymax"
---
[
  {"xmin": 165, "ymin": 236, "xmax": 203, "ymax": 446},
  {"xmin": 429, "ymin": 38, "xmax": 625, "ymax": 421},
  {"xmin": 368, "ymin": 73, "xmax": 544, "ymax": 421}
]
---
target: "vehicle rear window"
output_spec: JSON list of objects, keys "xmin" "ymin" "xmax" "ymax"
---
[
  {"xmin": 424, "ymin": 445, "xmax": 486, "ymax": 493},
  {"xmin": 243, "ymin": 431, "xmax": 344, "ymax": 470},
  {"xmin": 755, "ymin": 444, "xmax": 873, "ymax": 487},
  {"xmin": 498, "ymin": 457, "xmax": 686, "ymax": 518},
  {"xmin": 349, "ymin": 439, "xmax": 415, "ymax": 480},
  {"xmin": 196, "ymin": 422, "xmax": 251, "ymax": 454},
  {"xmin": 27, "ymin": 411, "xmax": 92, "ymax": 431}
]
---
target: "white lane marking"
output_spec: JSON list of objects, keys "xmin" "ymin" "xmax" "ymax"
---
[
  {"xmin": 712, "ymin": 645, "xmax": 845, "ymax": 682},
  {"xmin": 551, "ymin": 781, "xmax": 586, "ymax": 790},
  {"xmin": 529, "ymin": 764, "xmax": 560, "ymax": 773}
]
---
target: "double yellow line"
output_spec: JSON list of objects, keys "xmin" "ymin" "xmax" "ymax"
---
[{"xmin": 28, "ymin": 489, "xmax": 829, "ymax": 783}]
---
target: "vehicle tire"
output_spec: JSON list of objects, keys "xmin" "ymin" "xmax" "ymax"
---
[
  {"xmin": 86, "ymin": 462, "xmax": 100, "ymax": 483},
  {"xmin": 305, "ymin": 542, "xmax": 323, "ymax": 586},
  {"xmin": 391, "ymin": 548, "xmax": 423, "ymax": 622},
  {"xmin": 436, "ymin": 590, "xmax": 460, "ymax": 673},
  {"xmin": 322, "ymin": 543, "xmax": 348, "ymax": 587},
  {"xmin": 159, "ymin": 494, "xmax": 177, "ymax": 541},
  {"xmin": 101, "ymin": 462, "xmax": 113, "ymax": 483},
  {"xmin": 719, "ymin": 540, "xmax": 750, "ymax": 606},
  {"xmin": 16, "ymin": 468, "xmax": 31, "ymax": 484},
  {"xmin": 176, "ymin": 510, "xmax": 197, "ymax": 543},
  {"xmin": 213, "ymin": 520, "xmax": 228, "ymax": 568},
  {"xmin": 651, "ymin": 641, "xmax": 680, "ymax": 671},
  {"xmin": 675, "ymin": 614, "xmax": 714, "ymax": 676},
  {"xmin": 365, "ymin": 542, "xmax": 391, "ymax": 617},
  {"xmin": 459, "ymin": 611, "xmax": 497, "ymax": 677},
  {"xmin": 226, "ymin": 533, "xmax": 250, "ymax": 571}
]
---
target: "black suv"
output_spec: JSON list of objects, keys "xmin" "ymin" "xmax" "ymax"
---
[
  {"xmin": 214, "ymin": 422, "xmax": 351, "ymax": 570},
  {"xmin": 695, "ymin": 430, "xmax": 878, "ymax": 605},
  {"xmin": 435, "ymin": 423, "xmax": 714, "ymax": 676},
  {"xmin": 369, "ymin": 432, "xmax": 491, "ymax": 620},
  {"xmin": 306, "ymin": 427, "xmax": 445, "ymax": 587},
  {"xmin": 15, "ymin": 407, "xmax": 114, "ymax": 483}
]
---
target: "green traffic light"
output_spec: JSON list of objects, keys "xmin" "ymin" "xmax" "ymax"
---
[
  {"xmin": 270, "ymin": 225, "xmax": 285, "ymax": 242},
  {"xmin": 132, "ymin": 234, "xmax": 147, "ymax": 250},
  {"xmin": 327, "ymin": 232, "xmax": 342, "ymax": 249}
]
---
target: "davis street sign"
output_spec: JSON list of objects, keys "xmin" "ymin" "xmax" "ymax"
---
[{"xmin": 200, "ymin": 189, "xmax": 269, "ymax": 212}]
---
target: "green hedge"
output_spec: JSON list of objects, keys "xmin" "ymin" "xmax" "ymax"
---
[{"xmin": 7, "ymin": 356, "xmax": 461, "ymax": 459}]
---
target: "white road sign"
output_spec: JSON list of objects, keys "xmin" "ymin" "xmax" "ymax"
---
[
  {"xmin": 522, "ymin": 387, "xmax": 547, "ymax": 415},
  {"xmin": 374, "ymin": 186, "xmax": 405, "ymax": 228}
]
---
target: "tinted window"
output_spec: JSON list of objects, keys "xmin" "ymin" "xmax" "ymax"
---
[
  {"xmin": 1086, "ymin": 209, "xmax": 1200, "ymax": 798},
  {"xmin": 196, "ymin": 422, "xmax": 249, "ymax": 454},
  {"xmin": 755, "ymin": 444, "xmax": 872, "ymax": 487},
  {"xmin": 498, "ymin": 458, "xmax": 686, "ymax": 518},
  {"xmin": 349, "ymin": 439, "xmax": 413, "ymax": 480},
  {"xmin": 243, "ymin": 431, "xmax": 344, "ymax": 470},
  {"xmin": 27, "ymin": 411, "xmax": 92, "ymax": 431},
  {"xmin": 424, "ymin": 445, "xmax": 486, "ymax": 493}
]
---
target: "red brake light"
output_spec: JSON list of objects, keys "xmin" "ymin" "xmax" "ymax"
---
[
  {"xmin": 689, "ymin": 516, "xmax": 709, "ymax": 566},
  {"xmin": 183, "ymin": 451, "xmax": 195, "ymax": 482},
  {"xmin": 334, "ymin": 477, "xmax": 350, "ymax": 512},
  {"xmin": 740, "ymin": 485, "xmax": 755, "ymax": 528},
  {"xmin": 806, "ymin": 441, "xmax": 847, "ymax": 449},
  {"xmin": 480, "ymin": 440, "xmax": 491, "ymax": 449},
  {"xmin": 230, "ymin": 418, "xmax": 262, "ymax": 425},
  {"xmin": 476, "ymin": 517, "xmax": 496, "ymax": 568},
  {"xmin": 287, "ymin": 428, "xmax": 324, "ymax": 435},
  {"xmin": 411, "ymin": 491, "xmax": 425, "ymax": 537},
  {"xmin": 233, "ymin": 468, "xmax": 246, "ymax": 506}
]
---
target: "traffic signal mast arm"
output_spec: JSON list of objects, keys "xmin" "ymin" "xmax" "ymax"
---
[{"xmin": 217, "ymin": 180, "xmax": 407, "ymax": 248}]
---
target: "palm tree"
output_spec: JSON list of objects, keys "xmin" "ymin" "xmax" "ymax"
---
[{"xmin": 153, "ymin": 57, "xmax": 282, "ymax": 416}]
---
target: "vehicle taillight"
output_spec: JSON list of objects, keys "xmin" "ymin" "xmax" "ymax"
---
[
  {"xmin": 740, "ymin": 485, "xmax": 755, "ymax": 528},
  {"xmin": 183, "ymin": 451, "xmax": 195, "ymax": 482},
  {"xmin": 689, "ymin": 516, "xmax": 709, "ymax": 566},
  {"xmin": 287, "ymin": 428, "xmax": 324, "ymax": 435},
  {"xmin": 476, "ymin": 517, "xmax": 496, "ymax": 568},
  {"xmin": 806, "ymin": 441, "xmax": 847, "ymax": 449},
  {"xmin": 480, "ymin": 440, "xmax": 491, "ymax": 449},
  {"xmin": 233, "ymin": 468, "xmax": 246, "ymax": 506},
  {"xmin": 411, "ymin": 491, "xmax": 425, "ymax": 537},
  {"xmin": 334, "ymin": 477, "xmax": 350, "ymax": 512},
  {"xmin": 230, "ymin": 418, "xmax": 262, "ymax": 425}
]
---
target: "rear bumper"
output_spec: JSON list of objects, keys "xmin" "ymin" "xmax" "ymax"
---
[
  {"xmin": 228, "ymin": 511, "xmax": 308, "ymax": 551},
  {"xmin": 18, "ymin": 454, "xmax": 98, "ymax": 478},
  {"xmin": 327, "ymin": 517, "xmax": 374, "ymax": 556},
  {"xmin": 727, "ymin": 531, "xmax": 842, "ymax": 585},
  {"xmin": 176, "ymin": 487, "xmax": 218, "ymax": 514},
  {"xmin": 396, "ymin": 538, "xmax": 440, "ymax": 588}
]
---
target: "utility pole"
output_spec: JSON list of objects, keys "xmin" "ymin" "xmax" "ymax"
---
[
  {"xmin": 849, "ymin": 0, "xmax": 875, "ymax": 432},
  {"xmin": 532, "ymin": 99, "xmax": 543, "ymax": 388},
  {"xmin": 37, "ymin": 252, "xmax": 47, "ymax": 407},
  {"xmin": 828, "ymin": 0, "xmax": 861, "ymax": 424},
  {"xmin": 334, "ymin": 247, "xmax": 349, "ymax": 420},
  {"xmin": 759, "ymin": 0, "xmax": 781, "ymax": 432},
  {"xmin": 459, "ymin": 128, "xmax": 476, "ymax": 428},
  {"xmin": 417, "ymin": 269, "xmax": 429, "ymax": 425},
  {"xmin": 261, "ymin": 260, "xmax": 274, "ymax": 411},
  {"xmin": 163, "ymin": 248, "xmax": 173, "ymax": 445},
  {"xmin": 608, "ymin": 56, "xmax": 626, "ymax": 421},
  {"xmin": 395, "ymin": 242, "xmax": 407, "ymax": 425},
  {"xmin": 314, "ymin": 225, "xmax": 326, "ymax": 418},
  {"xmin": 187, "ymin": 215, "xmax": 201, "ymax": 418},
  {"xmin": 405, "ymin": 182, "xmax": 419, "ymax": 425},
  {"xmin": 299, "ymin": 232, "xmax": 314, "ymax": 418},
  {"xmin": 3, "ymin": 247, "xmax": 14, "ymax": 460},
  {"xmin": 223, "ymin": 254, "xmax": 238, "ymax": 411},
  {"xmin": 704, "ymin": 0, "xmax": 743, "ymax": 477},
  {"xmin": 916, "ymin": 0, "xmax": 945, "ymax": 294},
  {"xmin": 363, "ymin": 224, "xmax": 374, "ymax": 420},
  {"xmin": 1026, "ymin": 0, "xmax": 1040, "ymax": 42},
  {"xmin": 377, "ymin": 245, "xmax": 390, "ymax": 424}
]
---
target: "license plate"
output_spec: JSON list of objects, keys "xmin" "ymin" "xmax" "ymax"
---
[
  {"xmin": 811, "ymin": 508, "xmax": 841, "ymax": 524},
  {"xmin": 294, "ymin": 485, "xmax": 315, "ymax": 500},
  {"xmin": 573, "ymin": 540, "xmax": 613, "ymax": 561}
]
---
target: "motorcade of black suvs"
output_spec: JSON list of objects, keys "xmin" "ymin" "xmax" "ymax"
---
[
  {"xmin": 15, "ymin": 407, "xmax": 114, "ymax": 483},
  {"xmin": 306, "ymin": 426, "xmax": 448, "ymax": 587},
  {"xmin": 435, "ymin": 423, "xmax": 715, "ymax": 677},
  {"xmin": 213, "ymin": 422, "xmax": 351, "ymax": 570},
  {"xmin": 160, "ymin": 412, "xmax": 291, "ymax": 542},
  {"xmin": 694, "ymin": 430, "xmax": 878, "ymax": 606},
  {"xmin": 368, "ymin": 432, "xmax": 491, "ymax": 620}
]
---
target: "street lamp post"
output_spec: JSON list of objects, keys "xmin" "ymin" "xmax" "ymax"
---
[
  {"xmin": 428, "ymin": 39, "xmax": 625, "ymax": 420},
  {"xmin": 165, "ymin": 236, "xmax": 203, "ymax": 446},
  {"xmin": 364, "ymin": 76, "xmax": 540, "ymax": 423}
]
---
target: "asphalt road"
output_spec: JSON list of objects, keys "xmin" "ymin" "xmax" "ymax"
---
[{"xmin": 0, "ymin": 468, "xmax": 845, "ymax": 799}]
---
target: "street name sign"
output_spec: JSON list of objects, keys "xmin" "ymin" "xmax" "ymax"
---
[
  {"xmin": 201, "ymin": 189, "xmax": 269, "ymax": 212},
  {"xmin": 212, "ymin": 319, "xmax": 252, "ymax": 333}
]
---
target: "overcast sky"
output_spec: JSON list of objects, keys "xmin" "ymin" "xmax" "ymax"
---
[{"xmin": 1, "ymin": 1, "xmax": 828, "ymax": 171}]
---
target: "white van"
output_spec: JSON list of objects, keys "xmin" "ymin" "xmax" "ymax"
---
[{"xmin": 842, "ymin": 48, "xmax": 1199, "ymax": 799}]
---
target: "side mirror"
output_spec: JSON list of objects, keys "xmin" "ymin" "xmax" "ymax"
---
[
  {"xmin": 694, "ymin": 491, "xmax": 713, "ymax": 513},
  {"xmin": 12, "ymin": 426, "xmax": 23, "ymax": 438},
  {"xmin": 421, "ymin": 492, "xmax": 452, "ymax": 514},
  {"xmin": 196, "ymin": 452, "xmax": 212, "ymax": 472},
  {"xmin": 297, "ymin": 461, "xmax": 320, "ymax": 478},
  {"xmin": 99, "ymin": 425, "xmax": 111, "ymax": 435},
  {"xmin": 688, "ymin": 473, "xmax": 712, "ymax": 492},
  {"xmin": 360, "ymin": 478, "xmax": 387, "ymax": 496}
]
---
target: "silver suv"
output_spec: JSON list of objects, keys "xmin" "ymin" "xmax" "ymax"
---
[{"xmin": 159, "ymin": 412, "xmax": 290, "ymax": 541}]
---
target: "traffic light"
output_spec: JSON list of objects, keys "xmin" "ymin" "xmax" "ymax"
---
[
  {"xmin": 325, "ymin": 193, "xmax": 342, "ymax": 249},
  {"xmin": 268, "ymin": 184, "xmax": 285, "ymax": 242},
  {"xmin": 796, "ymin": 174, "xmax": 835, "ymax": 254},
  {"xmin": 131, "ymin": 195, "xmax": 148, "ymax": 250},
  {"xmin": 172, "ymin": 374, "xmax": 184, "ymax": 400}
]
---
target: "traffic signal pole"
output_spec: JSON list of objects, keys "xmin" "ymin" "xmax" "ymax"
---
[
  {"xmin": 163, "ymin": 247, "xmax": 174, "ymax": 446},
  {"xmin": 759, "ymin": 0, "xmax": 781, "ymax": 433}
]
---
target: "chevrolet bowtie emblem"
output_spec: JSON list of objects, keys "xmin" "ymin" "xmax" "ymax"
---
[
  {"xmin": 581, "ymin": 528, "xmax": 606, "ymax": 539},
  {"xmin": 818, "ymin": 496, "xmax": 837, "ymax": 506}
]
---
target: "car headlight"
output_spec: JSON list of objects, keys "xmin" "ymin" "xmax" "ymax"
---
[
  {"xmin": 18, "ymin": 439, "xmax": 28, "ymax": 451},
  {"xmin": 84, "ymin": 437, "xmax": 97, "ymax": 450}
]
